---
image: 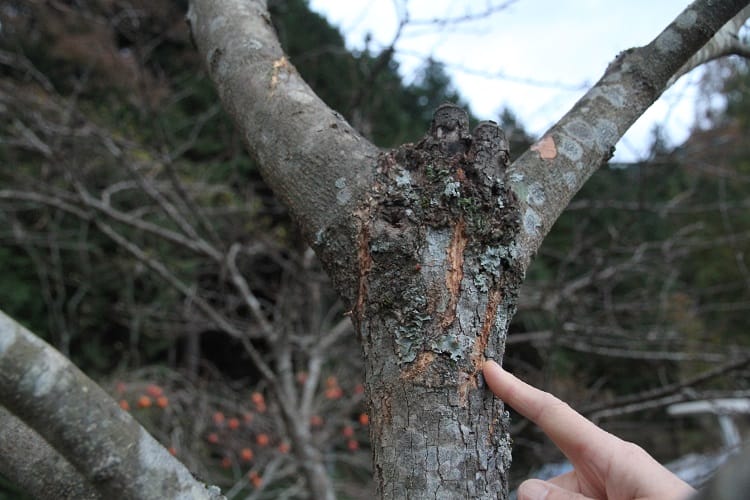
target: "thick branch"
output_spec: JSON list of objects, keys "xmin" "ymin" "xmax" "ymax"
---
[
  {"xmin": 187, "ymin": 0, "xmax": 380, "ymax": 302},
  {"xmin": 0, "ymin": 406, "xmax": 99, "ymax": 499},
  {"xmin": 508, "ymin": 0, "xmax": 750, "ymax": 269},
  {"xmin": 0, "ymin": 310, "xmax": 224, "ymax": 500},
  {"xmin": 669, "ymin": 5, "xmax": 750, "ymax": 86}
]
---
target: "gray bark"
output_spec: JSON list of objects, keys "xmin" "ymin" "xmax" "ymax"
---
[
  {"xmin": 187, "ymin": 0, "xmax": 750, "ymax": 497},
  {"xmin": 186, "ymin": 0, "xmax": 379, "ymax": 304},
  {"xmin": 356, "ymin": 106, "xmax": 520, "ymax": 498},
  {"xmin": 0, "ymin": 406, "xmax": 100, "ymax": 500},
  {"xmin": 507, "ymin": 0, "xmax": 750, "ymax": 269},
  {"xmin": 0, "ymin": 311, "xmax": 224, "ymax": 500},
  {"xmin": 669, "ymin": 6, "xmax": 750, "ymax": 86}
]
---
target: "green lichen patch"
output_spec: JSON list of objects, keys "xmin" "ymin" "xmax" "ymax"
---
[
  {"xmin": 360, "ymin": 104, "xmax": 523, "ymax": 366},
  {"xmin": 371, "ymin": 124, "xmax": 519, "ymax": 251}
]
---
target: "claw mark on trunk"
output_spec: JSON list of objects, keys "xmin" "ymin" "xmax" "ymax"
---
[
  {"xmin": 400, "ymin": 351, "xmax": 436, "ymax": 381},
  {"xmin": 269, "ymin": 56, "xmax": 293, "ymax": 94},
  {"xmin": 458, "ymin": 287, "xmax": 503, "ymax": 404},
  {"xmin": 473, "ymin": 287, "xmax": 503, "ymax": 369},
  {"xmin": 355, "ymin": 215, "xmax": 372, "ymax": 327},
  {"xmin": 441, "ymin": 218, "xmax": 466, "ymax": 328}
]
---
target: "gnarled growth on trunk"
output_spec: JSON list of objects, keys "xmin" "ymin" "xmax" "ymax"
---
[
  {"xmin": 355, "ymin": 104, "xmax": 522, "ymax": 497},
  {"xmin": 185, "ymin": 0, "xmax": 750, "ymax": 497}
]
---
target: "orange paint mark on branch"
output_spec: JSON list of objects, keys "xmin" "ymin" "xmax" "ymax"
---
[
  {"xmin": 441, "ymin": 218, "xmax": 467, "ymax": 328},
  {"xmin": 531, "ymin": 135, "xmax": 557, "ymax": 160}
]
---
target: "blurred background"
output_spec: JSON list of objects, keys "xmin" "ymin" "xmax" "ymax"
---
[{"xmin": 1, "ymin": 1, "xmax": 750, "ymax": 498}]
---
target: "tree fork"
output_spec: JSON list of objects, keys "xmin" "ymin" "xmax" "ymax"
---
[
  {"xmin": 185, "ymin": 1, "xmax": 750, "ymax": 498},
  {"xmin": 355, "ymin": 104, "xmax": 523, "ymax": 498}
]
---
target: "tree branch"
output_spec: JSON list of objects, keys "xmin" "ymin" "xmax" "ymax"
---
[
  {"xmin": 0, "ymin": 310, "xmax": 224, "ymax": 499},
  {"xmin": 581, "ymin": 354, "xmax": 750, "ymax": 419},
  {"xmin": 187, "ymin": 0, "xmax": 380, "ymax": 301},
  {"xmin": 508, "ymin": 0, "xmax": 750, "ymax": 269},
  {"xmin": 668, "ymin": 5, "xmax": 750, "ymax": 86},
  {"xmin": 0, "ymin": 405, "xmax": 99, "ymax": 499}
]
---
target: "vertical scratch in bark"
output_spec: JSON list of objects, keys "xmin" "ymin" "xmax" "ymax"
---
[
  {"xmin": 442, "ymin": 218, "xmax": 466, "ymax": 328},
  {"xmin": 269, "ymin": 56, "xmax": 293, "ymax": 95},
  {"xmin": 458, "ymin": 288, "xmax": 503, "ymax": 404},
  {"xmin": 355, "ymin": 215, "xmax": 371, "ymax": 327},
  {"xmin": 400, "ymin": 352, "xmax": 436, "ymax": 381},
  {"xmin": 474, "ymin": 288, "xmax": 503, "ymax": 370}
]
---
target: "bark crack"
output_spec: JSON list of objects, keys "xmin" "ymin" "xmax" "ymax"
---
[
  {"xmin": 457, "ymin": 287, "xmax": 504, "ymax": 405},
  {"xmin": 473, "ymin": 287, "xmax": 503, "ymax": 370},
  {"xmin": 441, "ymin": 218, "xmax": 466, "ymax": 328},
  {"xmin": 400, "ymin": 352, "xmax": 436, "ymax": 381},
  {"xmin": 269, "ymin": 56, "xmax": 294, "ymax": 95},
  {"xmin": 354, "ymin": 212, "xmax": 372, "ymax": 328}
]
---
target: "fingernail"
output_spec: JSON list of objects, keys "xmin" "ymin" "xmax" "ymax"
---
[{"xmin": 519, "ymin": 480, "xmax": 548, "ymax": 500}]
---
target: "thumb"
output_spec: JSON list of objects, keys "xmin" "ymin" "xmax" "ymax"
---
[{"xmin": 518, "ymin": 479, "xmax": 594, "ymax": 500}]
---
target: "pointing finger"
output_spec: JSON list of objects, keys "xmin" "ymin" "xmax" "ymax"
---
[{"xmin": 482, "ymin": 360, "xmax": 619, "ymax": 464}]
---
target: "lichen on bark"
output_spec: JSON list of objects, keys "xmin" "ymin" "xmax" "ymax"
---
[
  {"xmin": 357, "ymin": 103, "xmax": 522, "ymax": 365},
  {"xmin": 356, "ymin": 104, "xmax": 524, "ymax": 498}
]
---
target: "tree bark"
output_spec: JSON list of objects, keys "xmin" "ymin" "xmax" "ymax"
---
[
  {"xmin": 0, "ymin": 311, "xmax": 224, "ymax": 500},
  {"xmin": 668, "ymin": 6, "xmax": 750, "ymax": 86},
  {"xmin": 507, "ymin": 0, "xmax": 750, "ymax": 268},
  {"xmin": 0, "ymin": 406, "xmax": 100, "ymax": 500},
  {"xmin": 186, "ymin": 0, "xmax": 378, "ymax": 304},
  {"xmin": 356, "ymin": 106, "xmax": 521, "ymax": 497},
  {"xmin": 187, "ymin": 0, "xmax": 750, "ymax": 498}
]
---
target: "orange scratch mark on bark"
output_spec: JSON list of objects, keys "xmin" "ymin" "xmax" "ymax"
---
[
  {"xmin": 472, "ymin": 287, "xmax": 503, "ymax": 370},
  {"xmin": 458, "ymin": 288, "xmax": 504, "ymax": 405},
  {"xmin": 454, "ymin": 167, "xmax": 466, "ymax": 182},
  {"xmin": 354, "ymin": 216, "xmax": 372, "ymax": 327},
  {"xmin": 441, "ymin": 218, "xmax": 466, "ymax": 328},
  {"xmin": 457, "ymin": 370, "xmax": 474, "ymax": 407},
  {"xmin": 531, "ymin": 135, "xmax": 557, "ymax": 160},
  {"xmin": 270, "ymin": 56, "xmax": 292, "ymax": 94},
  {"xmin": 400, "ymin": 352, "xmax": 436, "ymax": 381}
]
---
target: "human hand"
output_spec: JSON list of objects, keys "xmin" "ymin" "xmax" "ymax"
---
[{"xmin": 482, "ymin": 360, "xmax": 696, "ymax": 500}]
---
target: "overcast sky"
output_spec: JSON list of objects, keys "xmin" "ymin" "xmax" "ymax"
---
[{"xmin": 308, "ymin": 0, "xmax": 710, "ymax": 162}]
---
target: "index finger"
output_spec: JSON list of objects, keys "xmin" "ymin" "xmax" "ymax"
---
[{"xmin": 482, "ymin": 360, "xmax": 619, "ymax": 463}]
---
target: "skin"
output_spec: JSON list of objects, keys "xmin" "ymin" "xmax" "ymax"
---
[{"xmin": 482, "ymin": 360, "xmax": 696, "ymax": 500}]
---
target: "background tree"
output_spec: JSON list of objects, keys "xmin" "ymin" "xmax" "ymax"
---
[{"xmin": 2, "ymin": 0, "xmax": 750, "ymax": 499}]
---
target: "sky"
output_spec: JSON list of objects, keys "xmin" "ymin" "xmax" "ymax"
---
[{"xmin": 308, "ymin": 0, "xmax": 712, "ymax": 162}]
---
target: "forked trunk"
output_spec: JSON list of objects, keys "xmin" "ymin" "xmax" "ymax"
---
[{"xmin": 354, "ymin": 105, "xmax": 524, "ymax": 499}]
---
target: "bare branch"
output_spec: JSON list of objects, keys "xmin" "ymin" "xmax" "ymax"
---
[
  {"xmin": 508, "ymin": 0, "xmax": 750, "ymax": 270},
  {"xmin": 0, "ymin": 405, "xmax": 99, "ymax": 499},
  {"xmin": 0, "ymin": 310, "xmax": 224, "ymax": 499},
  {"xmin": 187, "ymin": 0, "xmax": 380, "ymax": 300},
  {"xmin": 0, "ymin": 189, "xmax": 90, "ymax": 222},
  {"xmin": 668, "ymin": 5, "xmax": 750, "ymax": 86},
  {"xmin": 581, "ymin": 355, "xmax": 750, "ymax": 420},
  {"xmin": 92, "ymin": 219, "xmax": 279, "ymax": 387},
  {"xmin": 226, "ymin": 243, "xmax": 276, "ymax": 338},
  {"xmin": 403, "ymin": 1, "xmax": 517, "ymax": 27}
]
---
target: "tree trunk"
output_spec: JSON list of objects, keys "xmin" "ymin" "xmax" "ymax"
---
[
  {"xmin": 185, "ymin": 1, "xmax": 750, "ymax": 498},
  {"xmin": 354, "ymin": 105, "xmax": 523, "ymax": 498}
]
